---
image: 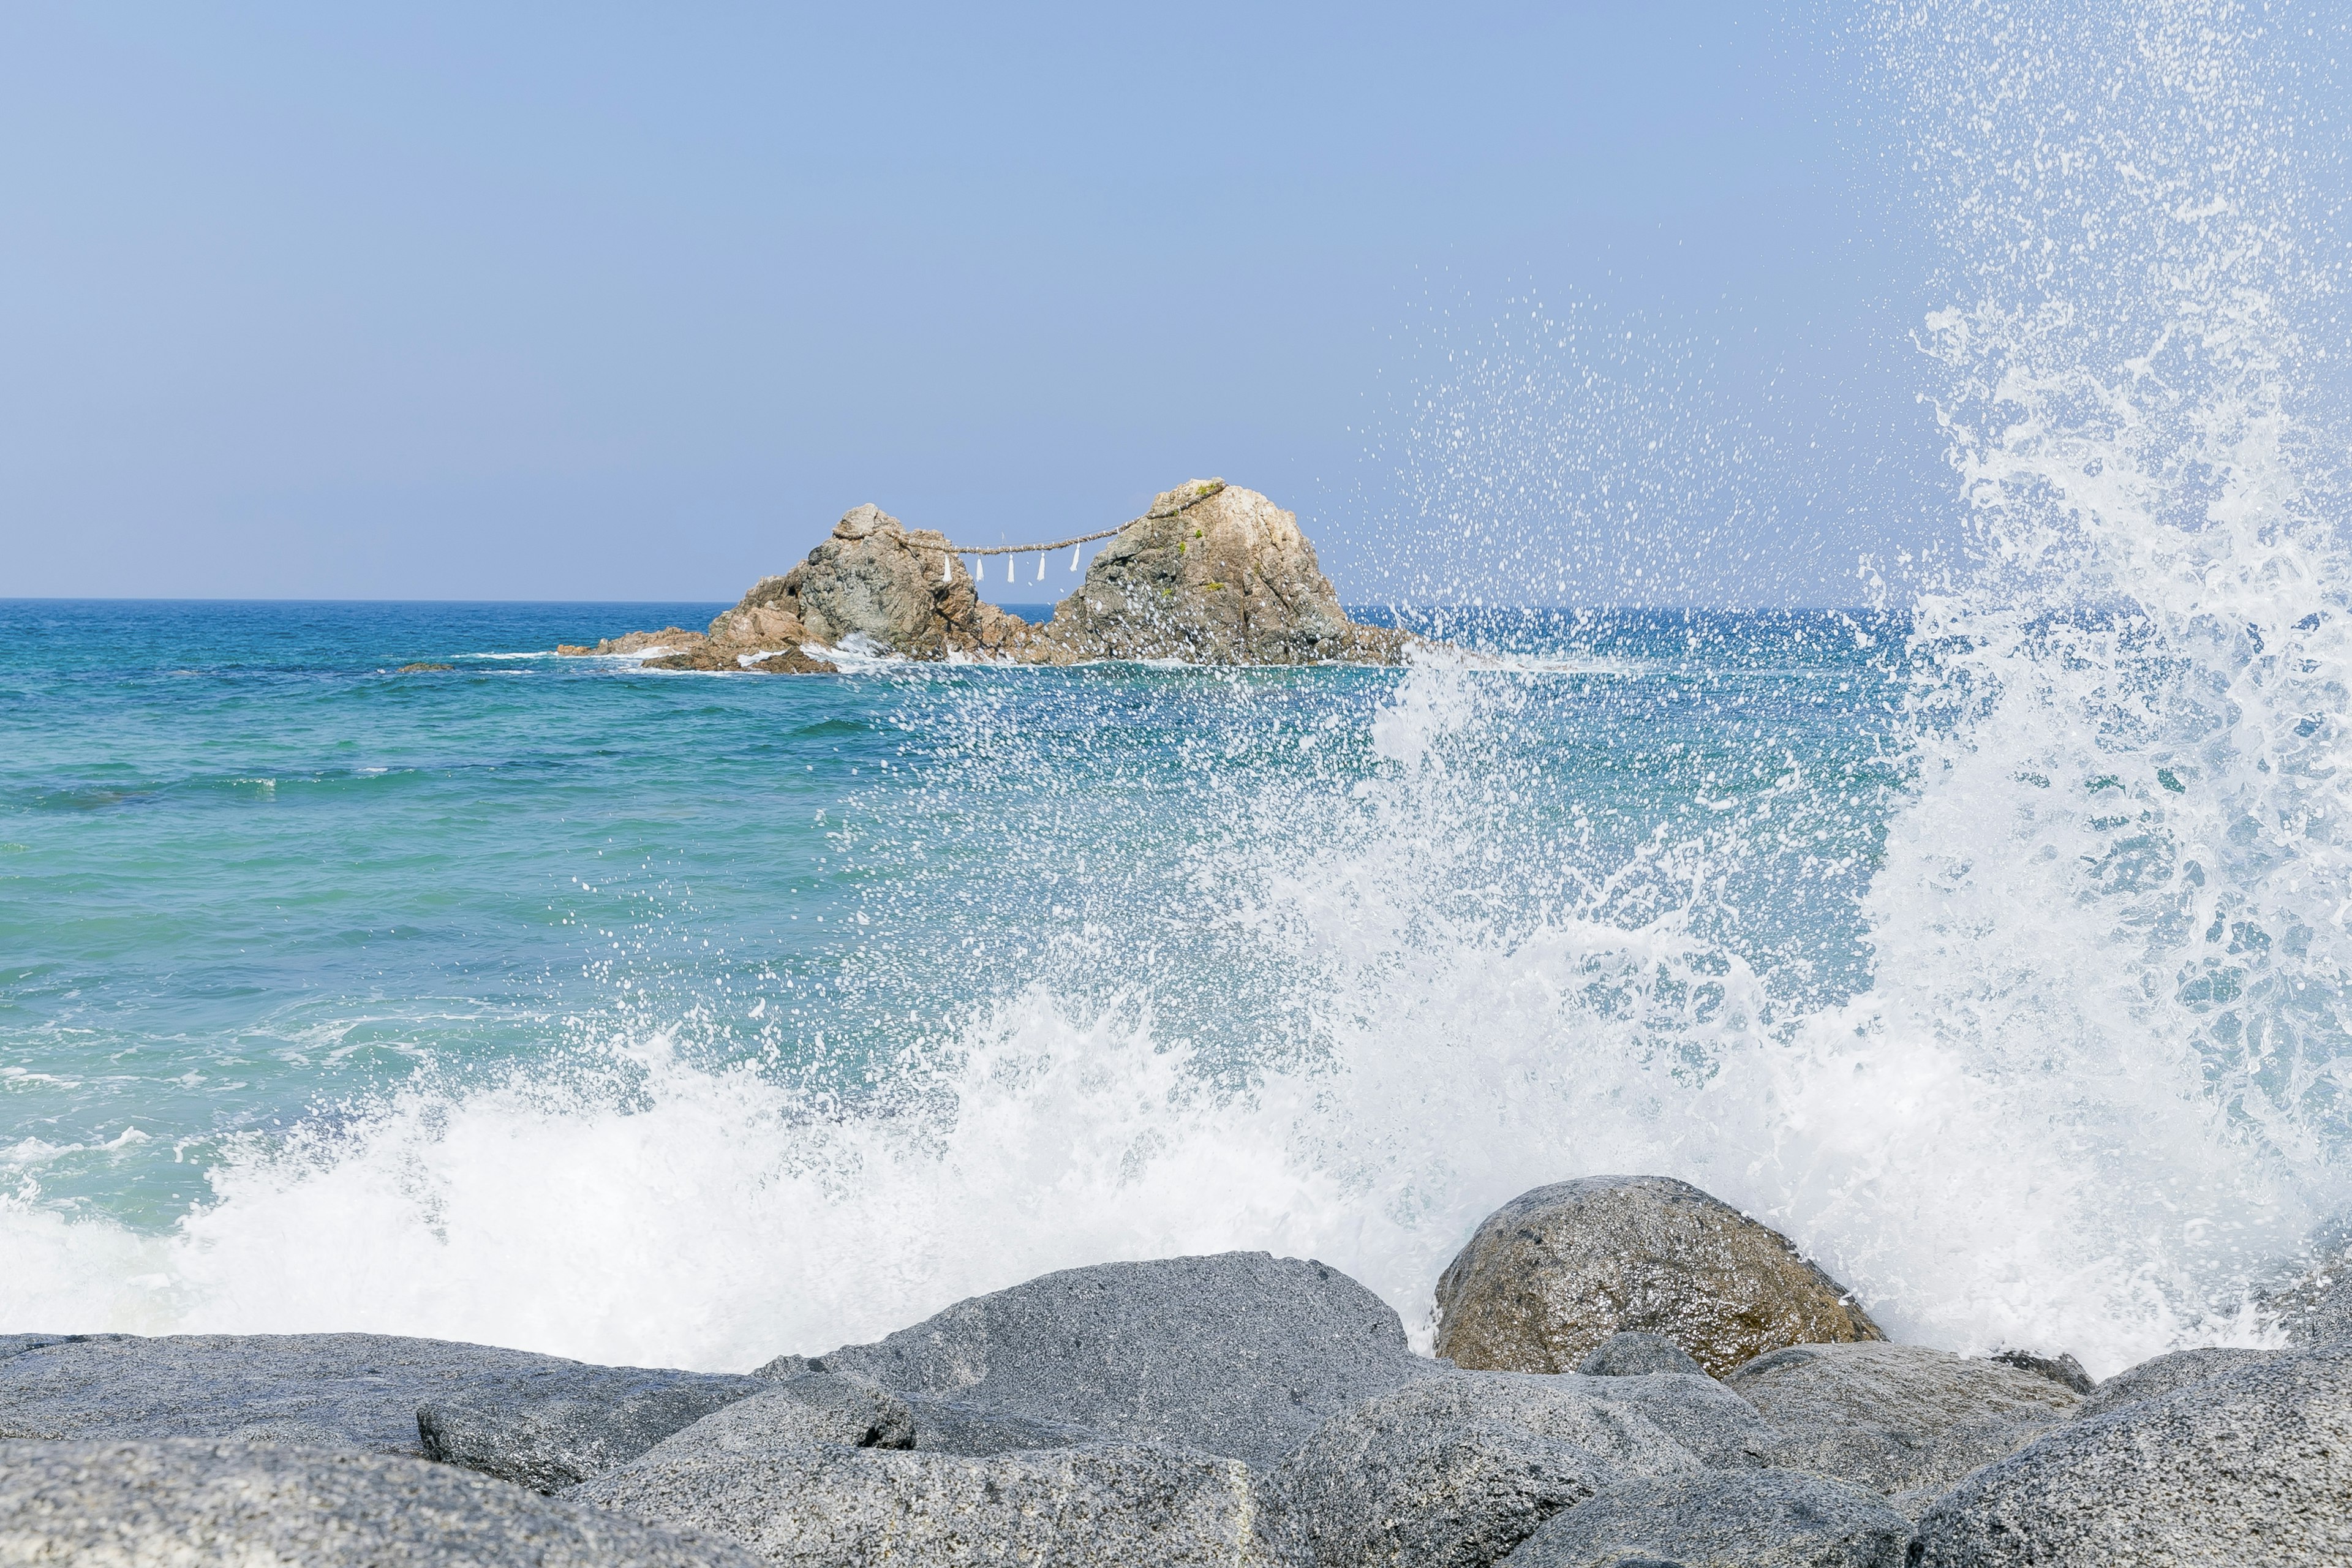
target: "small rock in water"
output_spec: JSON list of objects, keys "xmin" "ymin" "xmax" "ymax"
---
[
  {"xmin": 1434, "ymin": 1176, "xmax": 1885, "ymax": 1377},
  {"xmin": 764, "ymin": 1250, "xmax": 1433, "ymax": 1466},
  {"xmin": 1724, "ymin": 1342, "xmax": 2080, "ymax": 1502},
  {"xmin": 1988, "ymin": 1348, "xmax": 2094, "ymax": 1394},
  {"xmin": 418, "ymin": 1372, "xmax": 768, "ymax": 1493},
  {"xmin": 1262, "ymin": 1370, "xmax": 1704, "ymax": 1568},
  {"xmin": 576, "ymin": 1440, "xmax": 1259, "ymax": 1568},
  {"xmin": 2072, "ymin": 1344, "xmax": 2282, "ymax": 1420},
  {"xmin": 0, "ymin": 1439, "xmax": 753, "ymax": 1567},
  {"xmin": 394, "ymin": 662, "xmax": 456, "ymax": 673},
  {"xmin": 1577, "ymin": 1332, "xmax": 1709, "ymax": 1378},
  {"xmin": 1909, "ymin": 1343, "xmax": 2352, "ymax": 1564},
  {"xmin": 1502, "ymin": 1468, "xmax": 1915, "ymax": 1568}
]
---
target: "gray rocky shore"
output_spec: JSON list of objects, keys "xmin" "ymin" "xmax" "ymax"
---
[
  {"xmin": 6, "ymin": 1175, "xmax": 2345, "ymax": 1565},
  {"xmin": 555, "ymin": 479, "xmax": 1411, "ymax": 672}
]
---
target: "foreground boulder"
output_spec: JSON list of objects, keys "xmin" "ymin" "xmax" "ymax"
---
[
  {"xmin": 1725, "ymin": 1342, "xmax": 2081, "ymax": 1505},
  {"xmin": 562, "ymin": 480, "xmax": 1408, "ymax": 669},
  {"xmin": 760, "ymin": 1251, "xmax": 1431, "ymax": 1466},
  {"xmin": 1910, "ymin": 1343, "xmax": 2352, "ymax": 1564},
  {"xmin": 576, "ymin": 1440, "xmax": 1261, "ymax": 1567},
  {"xmin": 0, "ymin": 1332, "xmax": 752, "ymax": 1458},
  {"xmin": 418, "ymin": 1371, "xmax": 769, "ymax": 1493},
  {"xmin": 1503, "ymin": 1469, "xmax": 1914, "ymax": 1567},
  {"xmin": 0, "ymin": 1439, "xmax": 752, "ymax": 1567},
  {"xmin": 1262, "ymin": 1370, "xmax": 1719, "ymax": 1568},
  {"xmin": 1434, "ymin": 1177, "xmax": 1885, "ymax": 1377},
  {"xmin": 2071, "ymin": 1344, "xmax": 2281, "ymax": 1420}
]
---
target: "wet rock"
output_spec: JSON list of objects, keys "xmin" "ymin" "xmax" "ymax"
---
[
  {"xmin": 2258, "ymin": 1242, "xmax": 2352, "ymax": 1344},
  {"xmin": 394, "ymin": 662, "xmax": 455, "ymax": 673},
  {"xmin": 1909, "ymin": 1343, "xmax": 2352, "ymax": 1565},
  {"xmin": 1038, "ymin": 479, "xmax": 1407, "ymax": 665},
  {"xmin": 1503, "ymin": 1468, "xmax": 1915, "ymax": 1567},
  {"xmin": 1262, "ymin": 1370, "xmax": 1704, "ymax": 1568},
  {"xmin": 579, "ymin": 627, "xmax": 706, "ymax": 657},
  {"xmin": 901, "ymin": 1393, "xmax": 1098, "ymax": 1455},
  {"xmin": 641, "ymin": 1374, "xmax": 914, "ymax": 1463},
  {"xmin": 1989, "ymin": 1348, "xmax": 2094, "ymax": 1395},
  {"xmin": 0, "ymin": 1439, "xmax": 754, "ymax": 1567},
  {"xmin": 2073, "ymin": 1344, "xmax": 2283, "ymax": 1420},
  {"xmin": 1577, "ymin": 1332, "xmax": 1708, "ymax": 1378},
  {"xmin": 1725, "ymin": 1342, "xmax": 2080, "ymax": 1501},
  {"xmin": 418, "ymin": 1372, "xmax": 769, "ymax": 1493},
  {"xmin": 1433, "ymin": 1177, "xmax": 1885, "ymax": 1377},
  {"xmin": 764, "ymin": 1251, "xmax": 1433, "ymax": 1466},
  {"xmin": 0, "ymin": 1332, "xmax": 747, "ymax": 1459},
  {"xmin": 575, "ymin": 1440, "xmax": 1262, "ymax": 1568}
]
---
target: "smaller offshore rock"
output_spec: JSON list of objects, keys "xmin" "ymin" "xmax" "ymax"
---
[
  {"xmin": 640, "ymin": 1375, "xmax": 914, "ymax": 1464},
  {"xmin": 1262, "ymin": 1371, "xmax": 1703, "ymax": 1568},
  {"xmin": 1434, "ymin": 1177, "xmax": 1884, "ymax": 1377},
  {"xmin": 2072, "ymin": 1344, "xmax": 2283, "ymax": 1420},
  {"xmin": 763, "ymin": 1251, "xmax": 1433, "ymax": 1466},
  {"xmin": 395, "ymin": 662, "xmax": 456, "ymax": 673},
  {"xmin": 1038, "ymin": 479, "xmax": 1407, "ymax": 665},
  {"xmin": 1577, "ymin": 1332, "xmax": 1708, "ymax": 1379},
  {"xmin": 1724, "ymin": 1342, "xmax": 2080, "ymax": 1502},
  {"xmin": 575, "ymin": 1441, "xmax": 1262, "ymax": 1568},
  {"xmin": 418, "ymin": 1373, "xmax": 769, "ymax": 1494},
  {"xmin": 0, "ymin": 1439, "xmax": 755, "ymax": 1568},
  {"xmin": 0, "ymin": 1332, "xmax": 751, "ymax": 1459},
  {"xmin": 1989, "ymin": 1348, "xmax": 2094, "ymax": 1395},
  {"xmin": 1909, "ymin": 1343, "xmax": 2352, "ymax": 1566},
  {"xmin": 1502, "ymin": 1469, "xmax": 1914, "ymax": 1568}
]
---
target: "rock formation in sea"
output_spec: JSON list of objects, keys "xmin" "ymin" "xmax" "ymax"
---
[
  {"xmin": 5, "ymin": 1177, "xmax": 2343, "ymax": 1564},
  {"xmin": 556, "ymin": 479, "xmax": 1408, "ymax": 670}
]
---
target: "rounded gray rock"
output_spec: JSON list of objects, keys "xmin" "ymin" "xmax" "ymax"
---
[
  {"xmin": 1434, "ymin": 1177, "xmax": 1885, "ymax": 1378},
  {"xmin": 0, "ymin": 1439, "xmax": 754, "ymax": 1567},
  {"xmin": 1503, "ymin": 1468, "xmax": 1914, "ymax": 1567},
  {"xmin": 643, "ymin": 1374, "xmax": 914, "ymax": 1463},
  {"xmin": 1910, "ymin": 1343, "xmax": 2352, "ymax": 1565},
  {"xmin": 2073, "ymin": 1345, "xmax": 2283, "ymax": 1420},
  {"xmin": 1577, "ymin": 1332, "xmax": 1708, "ymax": 1378}
]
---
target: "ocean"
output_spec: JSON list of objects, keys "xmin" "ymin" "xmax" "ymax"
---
[{"xmin": 8, "ymin": 0, "xmax": 2352, "ymax": 1381}]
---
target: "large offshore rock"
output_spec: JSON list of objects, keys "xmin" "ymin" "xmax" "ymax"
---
[
  {"xmin": 0, "ymin": 1332, "xmax": 748, "ymax": 1458},
  {"xmin": 1502, "ymin": 1468, "xmax": 1914, "ymax": 1568},
  {"xmin": 2073, "ymin": 1344, "xmax": 2283, "ymax": 1420},
  {"xmin": 762, "ymin": 1251, "xmax": 1433, "ymax": 1466},
  {"xmin": 1909, "ymin": 1343, "xmax": 2352, "ymax": 1565},
  {"xmin": 1725, "ymin": 1342, "xmax": 2081, "ymax": 1502},
  {"xmin": 418, "ymin": 1372, "xmax": 770, "ymax": 1493},
  {"xmin": 0, "ymin": 1439, "xmax": 754, "ymax": 1568},
  {"xmin": 1039, "ymin": 479, "xmax": 1406, "ymax": 665},
  {"xmin": 1433, "ymin": 1177, "xmax": 1884, "ymax": 1377},
  {"xmin": 575, "ymin": 1439, "xmax": 1263, "ymax": 1568},
  {"xmin": 1261, "ymin": 1370, "xmax": 1705, "ymax": 1568}
]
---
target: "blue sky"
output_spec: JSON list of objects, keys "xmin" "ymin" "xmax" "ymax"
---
[{"xmin": 2, "ymin": 4, "xmax": 1950, "ymax": 603}]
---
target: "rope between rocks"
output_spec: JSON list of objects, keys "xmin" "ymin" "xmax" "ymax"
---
[{"xmin": 922, "ymin": 524, "xmax": 1130, "ymax": 556}]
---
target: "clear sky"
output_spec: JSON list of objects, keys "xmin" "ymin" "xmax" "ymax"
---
[{"xmin": 2, "ymin": 4, "xmax": 1951, "ymax": 605}]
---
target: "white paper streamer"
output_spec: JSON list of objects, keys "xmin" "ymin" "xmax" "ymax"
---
[
  {"xmin": 1068, "ymin": 545, "xmax": 1080, "ymax": 572},
  {"xmin": 1035, "ymin": 554, "xmax": 1047, "ymax": 582}
]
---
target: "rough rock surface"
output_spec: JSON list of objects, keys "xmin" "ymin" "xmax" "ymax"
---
[
  {"xmin": 1910, "ymin": 1343, "xmax": 2352, "ymax": 1565},
  {"xmin": 1434, "ymin": 1177, "xmax": 1885, "ymax": 1377},
  {"xmin": 0, "ymin": 1439, "xmax": 754, "ymax": 1567},
  {"xmin": 1039, "ymin": 480, "xmax": 1406, "ymax": 665},
  {"xmin": 1562, "ymin": 1372, "xmax": 1776, "ymax": 1470},
  {"xmin": 1504, "ymin": 1469, "xmax": 1915, "ymax": 1567},
  {"xmin": 900, "ymin": 1393, "xmax": 1098, "ymax": 1455},
  {"xmin": 2259, "ymin": 1243, "xmax": 2352, "ymax": 1344},
  {"xmin": 1725, "ymin": 1342, "xmax": 2081, "ymax": 1502},
  {"xmin": 0, "ymin": 1332, "xmax": 752, "ymax": 1459},
  {"xmin": 562, "ymin": 482, "xmax": 1405, "ymax": 669},
  {"xmin": 418, "ymin": 1372, "xmax": 769, "ymax": 1493},
  {"xmin": 641, "ymin": 1375, "xmax": 914, "ymax": 1464},
  {"xmin": 1262, "ymin": 1370, "xmax": 1705, "ymax": 1568},
  {"xmin": 1988, "ymin": 1348, "xmax": 2094, "ymax": 1395},
  {"xmin": 1577, "ymin": 1332, "xmax": 1708, "ymax": 1379},
  {"xmin": 2073, "ymin": 1344, "xmax": 2283, "ymax": 1420},
  {"xmin": 761, "ymin": 1251, "xmax": 1431, "ymax": 1466},
  {"xmin": 576, "ymin": 1440, "xmax": 1262, "ymax": 1568}
]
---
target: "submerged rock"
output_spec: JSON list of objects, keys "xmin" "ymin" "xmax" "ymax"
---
[
  {"xmin": 1262, "ymin": 1370, "xmax": 1704, "ymax": 1568},
  {"xmin": 561, "ymin": 480, "xmax": 1404, "ymax": 669},
  {"xmin": 1909, "ymin": 1343, "xmax": 2352, "ymax": 1565},
  {"xmin": 1724, "ymin": 1341, "xmax": 2081, "ymax": 1503},
  {"xmin": 760, "ymin": 1251, "xmax": 1432, "ymax": 1466},
  {"xmin": 0, "ymin": 1332, "xmax": 752, "ymax": 1460},
  {"xmin": 575, "ymin": 1439, "xmax": 1262, "ymax": 1568},
  {"xmin": 1503, "ymin": 1468, "xmax": 1914, "ymax": 1568},
  {"xmin": 0, "ymin": 1439, "xmax": 753, "ymax": 1568},
  {"xmin": 1433, "ymin": 1177, "xmax": 1885, "ymax": 1378}
]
